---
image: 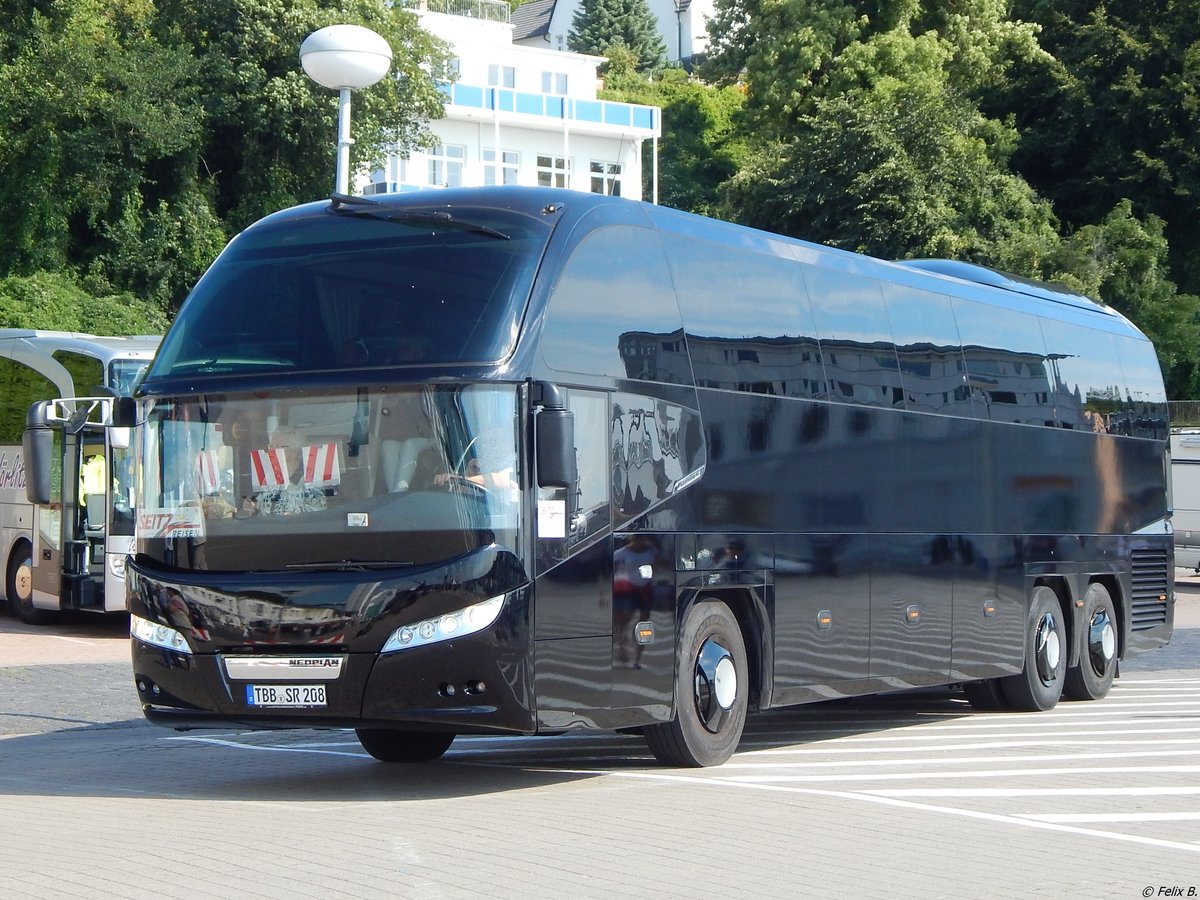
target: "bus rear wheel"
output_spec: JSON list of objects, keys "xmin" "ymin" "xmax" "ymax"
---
[
  {"xmin": 1064, "ymin": 582, "xmax": 1118, "ymax": 701},
  {"xmin": 7, "ymin": 541, "xmax": 50, "ymax": 625},
  {"xmin": 355, "ymin": 729, "xmax": 455, "ymax": 763},
  {"xmin": 999, "ymin": 585, "xmax": 1066, "ymax": 712},
  {"xmin": 645, "ymin": 599, "xmax": 748, "ymax": 767}
]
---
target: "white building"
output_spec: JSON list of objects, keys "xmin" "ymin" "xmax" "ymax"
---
[
  {"xmin": 363, "ymin": 0, "xmax": 661, "ymax": 201},
  {"xmin": 511, "ymin": 0, "xmax": 713, "ymax": 66}
]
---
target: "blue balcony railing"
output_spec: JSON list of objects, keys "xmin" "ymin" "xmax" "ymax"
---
[
  {"xmin": 439, "ymin": 84, "xmax": 660, "ymax": 133},
  {"xmin": 399, "ymin": 0, "xmax": 510, "ymax": 23}
]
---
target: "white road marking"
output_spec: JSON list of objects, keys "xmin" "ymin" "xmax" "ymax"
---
[
  {"xmin": 526, "ymin": 767, "xmax": 1200, "ymax": 856},
  {"xmin": 864, "ymin": 786, "xmax": 1200, "ymax": 798},
  {"xmin": 1019, "ymin": 812, "xmax": 1200, "ymax": 824}
]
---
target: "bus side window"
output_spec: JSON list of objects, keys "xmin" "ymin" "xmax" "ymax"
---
[
  {"xmin": 537, "ymin": 389, "xmax": 609, "ymax": 568},
  {"xmin": 541, "ymin": 224, "xmax": 689, "ymax": 385}
]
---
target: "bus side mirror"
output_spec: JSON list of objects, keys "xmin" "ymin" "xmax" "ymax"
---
[
  {"xmin": 536, "ymin": 408, "xmax": 576, "ymax": 489},
  {"xmin": 112, "ymin": 396, "xmax": 136, "ymax": 427},
  {"xmin": 23, "ymin": 401, "xmax": 53, "ymax": 505}
]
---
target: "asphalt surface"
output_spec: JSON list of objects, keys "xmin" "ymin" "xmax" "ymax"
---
[{"xmin": 0, "ymin": 577, "xmax": 1198, "ymax": 898}]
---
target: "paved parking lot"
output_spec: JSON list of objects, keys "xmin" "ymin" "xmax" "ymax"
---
[{"xmin": 1, "ymin": 581, "xmax": 1199, "ymax": 898}]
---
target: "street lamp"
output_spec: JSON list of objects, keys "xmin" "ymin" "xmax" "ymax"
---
[{"xmin": 300, "ymin": 24, "xmax": 393, "ymax": 195}]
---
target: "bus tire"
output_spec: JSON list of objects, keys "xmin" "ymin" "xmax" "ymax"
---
[
  {"xmin": 999, "ymin": 585, "xmax": 1066, "ymax": 711},
  {"xmin": 1064, "ymin": 582, "xmax": 1118, "ymax": 701},
  {"xmin": 7, "ymin": 541, "xmax": 50, "ymax": 625},
  {"xmin": 645, "ymin": 599, "xmax": 748, "ymax": 768},
  {"xmin": 355, "ymin": 729, "xmax": 455, "ymax": 763}
]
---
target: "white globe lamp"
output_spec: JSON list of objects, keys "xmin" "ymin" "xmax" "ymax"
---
[{"xmin": 300, "ymin": 25, "xmax": 393, "ymax": 195}]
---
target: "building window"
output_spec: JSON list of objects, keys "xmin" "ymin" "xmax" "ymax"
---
[
  {"xmin": 484, "ymin": 148, "xmax": 519, "ymax": 186},
  {"xmin": 488, "ymin": 64, "xmax": 515, "ymax": 88},
  {"xmin": 590, "ymin": 161, "xmax": 622, "ymax": 196},
  {"xmin": 429, "ymin": 144, "xmax": 465, "ymax": 187},
  {"xmin": 537, "ymin": 155, "xmax": 570, "ymax": 188},
  {"xmin": 541, "ymin": 72, "xmax": 568, "ymax": 95},
  {"xmin": 363, "ymin": 167, "xmax": 389, "ymax": 196}
]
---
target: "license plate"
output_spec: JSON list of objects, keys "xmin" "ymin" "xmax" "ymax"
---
[{"xmin": 246, "ymin": 684, "xmax": 326, "ymax": 707}]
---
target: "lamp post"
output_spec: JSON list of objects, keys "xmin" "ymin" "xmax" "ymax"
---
[{"xmin": 300, "ymin": 24, "xmax": 393, "ymax": 195}]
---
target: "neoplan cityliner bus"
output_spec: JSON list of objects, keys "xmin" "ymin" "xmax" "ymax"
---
[
  {"xmin": 3, "ymin": 330, "xmax": 158, "ymax": 623},
  {"xmin": 37, "ymin": 187, "xmax": 1171, "ymax": 767}
]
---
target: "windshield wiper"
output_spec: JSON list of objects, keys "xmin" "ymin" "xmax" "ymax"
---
[{"xmin": 328, "ymin": 193, "xmax": 510, "ymax": 240}]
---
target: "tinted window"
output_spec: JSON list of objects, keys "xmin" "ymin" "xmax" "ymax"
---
[
  {"xmin": 543, "ymin": 225, "xmax": 689, "ymax": 384},
  {"xmin": 1114, "ymin": 335, "xmax": 1169, "ymax": 439},
  {"xmin": 880, "ymin": 284, "xmax": 972, "ymax": 416},
  {"xmin": 1037, "ymin": 317, "xmax": 1124, "ymax": 431},
  {"xmin": 611, "ymin": 391, "xmax": 704, "ymax": 525},
  {"xmin": 952, "ymin": 298, "xmax": 1054, "ymax": 426},
  {"xmin": 663, "ymin": 235, "xmax": 825, "ymax": 399},
  {"xmin": 536, "ymin": 388, "xmax": 610, "ymax": 567},
  {"xmin": 149, "ymin": 206, "xmax": 551, "ymax": 378},
  {"xmin": 110, "ymin": 359, "xmax": 151, "ymax": 395},
  {"xmin": 804, "ymin": 267, "xmax": 904, "ymax": 409}
]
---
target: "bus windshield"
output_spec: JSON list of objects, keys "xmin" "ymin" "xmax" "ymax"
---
[
  {"xmin": 135, "ymin": 384, "xmax": 522, "ymax": 573},
  {"xmin": 147, "ymin": 204, "xmax": 551, "ymax": 378},
  {"xmin": 109, "ymin": 359, "xmax": 151, "ymax": 395}
]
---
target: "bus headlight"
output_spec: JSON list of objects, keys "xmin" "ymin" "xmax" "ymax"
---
[
  {"xmin": 130, "ymin": 614, "xmax": 192, "ymax": 655},
  {"xmin": 381, "ymin": 595, "xmax": 505, "ymax": 654},
  {"xmin": 108, "ymin": 553, "xmax": 127, "ymax": 580}
]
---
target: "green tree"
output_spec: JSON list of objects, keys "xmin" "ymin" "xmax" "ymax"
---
[
  {"xmin": 569, "ymin": 0, "xmax": 667, "ymax": 72},
  {"xmin": 0, "ymin": 0, "xmax": 451, "ymax": 317},
  {"xmin": 1045, "ymin": 201, "xmax": 1200, "ymax": 399},
  {"xmin": 0, "ymin": 271, "xmax": 168, "ymax": 334},
  {"xmin": 1003, "ymin": 1, "xmax": 1200, "ymax": 297},
  {"xmin": 716, "ymin": 15, "xmax": 1061, "ymax": 272},
  {"xmin": 602, "ymin": 68, "xmax": 746, "ymax": 215},
  {"xmin": 154, "ymin": 0, "xmax": 451, "ymax": 231}
]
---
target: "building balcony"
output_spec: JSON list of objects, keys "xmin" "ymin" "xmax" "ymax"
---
[
  {"xmin": 439, "ymin": 83, "xmax": 661, "ymax": 136},
  {"xmin": 400, "ymin": 0, "xmax": 511, "ymax": 23}
]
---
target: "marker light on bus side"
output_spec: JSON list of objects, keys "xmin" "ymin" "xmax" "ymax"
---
[{"xmin": 381, "ymin": 594, "xmax": 505, "ymax": 653}]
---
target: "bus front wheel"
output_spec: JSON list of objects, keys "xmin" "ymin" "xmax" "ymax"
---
[
  {"xmin": 1000, "ymin": 585, "xmax": 1066, "ymax": 711},
  {"xmin": 645, "ymin": 599, "xmax": 748, "ymax": 767},
  {"xmin": 1064, "ymin": 582, "xmax": 1118, "ymax": 701},
  {"xmin": 355, "ymin": 728, "xmax": 455, "ymax": 763},
  {"xmin": 7, "ymin": 541, "xmax": 50, "ymax": 625}
]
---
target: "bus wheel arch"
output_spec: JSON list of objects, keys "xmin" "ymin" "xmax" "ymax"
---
[
  {"xmin": 1064, "ymin": 580, "xmax": 1119, "ymax": 701},
  {"xmin": 645, "ymin": 597, "xmax": 750, "ymax": 767},
  {"xmin": 999, "ymin": 582, "xmax": 1067, "ymax": 711},
  {"xmin": 7, "ymin": 539, "xmax": 49, "ymax": 625}
]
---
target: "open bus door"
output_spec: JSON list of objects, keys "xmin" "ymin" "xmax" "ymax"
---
[{"xmin": 24, "ymin": 398, "xmax": 120, "ymax": 612}]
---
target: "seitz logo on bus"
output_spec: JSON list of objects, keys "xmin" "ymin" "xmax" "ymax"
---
[
  {"xmin": 0, "ymin": 451, "xmax": 26, "ymax": 492},
  {"xmin": 136, "ymin": 508, "xmax": 205, "ymax": 540}
]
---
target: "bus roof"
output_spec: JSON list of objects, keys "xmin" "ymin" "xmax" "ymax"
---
[
  {"xmin": 296, "ymin": 187, "xmax": 1133, "ymax": 337},
  {"xmin": 0, "ymin": 329, "xmax": 161, "ymax": 362}
]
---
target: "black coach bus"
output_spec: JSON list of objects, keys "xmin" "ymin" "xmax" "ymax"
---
[{"xmin": 100, "ymin": 187, "xmax": 1173, "ymax": 766}]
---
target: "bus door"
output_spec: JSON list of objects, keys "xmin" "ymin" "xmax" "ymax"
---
[
  {"xmin": 103, "ymin": 429, "xmax": 136, "ymax": 612},
  {"xmin": 79, "ymin": 431, "xmax": 109, "ymax": 606},
  {"xmin": 29, "ymin": 426, "xmax": 66, "ymax": 611}
]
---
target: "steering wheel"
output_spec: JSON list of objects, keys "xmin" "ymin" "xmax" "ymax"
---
[{"xmin": 444, "ymin": 473, "xmax": 491, "ymax": 499}]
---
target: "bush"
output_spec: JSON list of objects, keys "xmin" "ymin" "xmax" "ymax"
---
[{"xmin": 0, "ymin": 272, "xmax": 169, "ymax": 335}]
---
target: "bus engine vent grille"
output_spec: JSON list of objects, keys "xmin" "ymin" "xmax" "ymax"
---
[{"xmin": 1130, "ymin": 548, "xmax": 1170, "ymax": 630}]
